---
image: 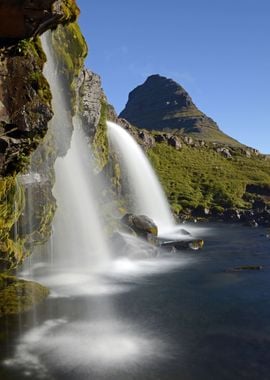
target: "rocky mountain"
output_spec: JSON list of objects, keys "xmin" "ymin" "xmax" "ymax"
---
[{"xmin": 120, "ymin": 74, "xmax": 241, "ymax": 146}]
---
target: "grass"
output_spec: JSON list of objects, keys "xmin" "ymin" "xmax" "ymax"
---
[{"xmin": 148, "ymin": 142, "xmax": 270, "ymax": 213}]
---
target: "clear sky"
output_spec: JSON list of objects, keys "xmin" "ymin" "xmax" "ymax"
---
[{"xmin": 77, "ymin": 0, "xmax": 270, "ymax": 153}]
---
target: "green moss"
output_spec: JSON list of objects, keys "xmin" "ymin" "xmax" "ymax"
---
[
  {"xmin": 0, "ymin": 274, "xmax": 49, "ymax": 318},
  {"xmin": 52, "ymin": 22, "xmax": 88, "ymax": 110},
  {"xmin": 92, "ymin": 100, "xmax": 109, "ymax": 172},
  {"xmin": 0, "ymin": 177, "xmax": 27, "ymax": 270},
  {"xmin": 0, "ymin": 177, "xmax": 24, "ymax": 231},
  {"xmin": 147, "ymin": 142, "xmax": 270, "ymax": 213},
  {"xmin": 58, "ymin": 0, "xmax": 80, "ymax": 23}
]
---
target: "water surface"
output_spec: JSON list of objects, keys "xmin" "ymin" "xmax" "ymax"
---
[{"xmin": 1, "ymin": 223, "xmax": 270, "ymax": 380}]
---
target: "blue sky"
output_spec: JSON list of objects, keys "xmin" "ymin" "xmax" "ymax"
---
[{"xmin": 77, "ymin": 0, "xmax": 270, "ymax": 153}]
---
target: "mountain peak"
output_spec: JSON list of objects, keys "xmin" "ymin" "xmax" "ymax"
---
[{"xmin": 119, "ymin": 74, "xmax": 241, "ymax": 146}]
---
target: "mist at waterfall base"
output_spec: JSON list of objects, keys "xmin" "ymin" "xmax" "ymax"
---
[
  {"xmin": 107, "ymin": 121, "xmax": 207, "ymax": 241},
  {"xmin": 107, "ymin": 121, "xmax": 175, "ymax": 235}
]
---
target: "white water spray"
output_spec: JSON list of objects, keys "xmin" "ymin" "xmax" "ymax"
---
[
  {"xmin": 41, "ymin": 31, "xmax": 110, "ymax": 269},
  {"xmin": 107, "ymin": 121, "xmax": 175, "ymax": 234}
]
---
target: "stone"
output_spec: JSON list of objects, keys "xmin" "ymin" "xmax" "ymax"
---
[
  {"xmin": 167, "ymin": 135, "xmax": 182, "ymax": 150},
  {"xmin": 138, "ymin": 130, "xmax": 155, "ymax": 148},
  {"xmin": 0, "ymin": 274, "xmax": 49, "ymax": 317},
  {"xmin": 77, "ymin": 69, "xmax": 105, "ymax": 139},
  {"xmin": 216, "ymin": 147, "xmax": 232, "ymax": 158},
  {"xmin": 0, "ymin": 0, "xmax": 79, "ymax": 41},
  {"xmin": 121, "ymin": 213, "xmax": 158, "ymax": 239}
]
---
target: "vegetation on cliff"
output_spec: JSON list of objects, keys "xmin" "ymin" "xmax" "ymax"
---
[
  {"xmin": 0, "ymin": 176, "xmax": 26, "ymax": 271},
  {"xmin": 0, "ymin": 274, "xmax": 49, "ymax": 318},
  {"xmin": 52, "ymin": 22, "xmax": 88, "ymax": 111},
  {"xmin": 0, "ymin": 0, "xmax": 85, "ymax": 315}
]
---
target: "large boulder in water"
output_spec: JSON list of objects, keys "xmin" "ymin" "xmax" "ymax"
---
[{"xmin": 121, "ymin": 213, "xmax": 158, "ymax": 239}]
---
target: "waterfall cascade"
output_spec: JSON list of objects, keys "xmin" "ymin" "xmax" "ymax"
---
[
  {"xmin": 1, "ymin": 29, "xmax": 196, "ymax": 380},
  {"xmin": 107, "ymin": 121, "xmax": 175, "ymax": 235},
  {"xmin": 41, "ymin": 32, "xmax": 110, "ymax": 270}
]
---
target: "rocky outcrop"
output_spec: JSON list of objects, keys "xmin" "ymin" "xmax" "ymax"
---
[
  {"xmin": 0, "ymin": 1, "xmax": 84, "ymax": 276},
  {"xmin": 0, "ymin": 273, "xmax": 49, "ymax": 317},
  {"xmin": 0, "ymin": 0, "xmax": 80, "ymax": 176},
  {"xmin": 120, "ymin": 74, "xmax": 242, "ymax": 146},
  {"xmin": 78, "ymin": 69, "xmax": 103, "ymax": 136},
  {"xmin": 121, "ymin": 213, "xmax": 158, "ymax": 239},
  {"xmin": 0, "ymin": 0, "xmax": 79, "ymax": 42}
]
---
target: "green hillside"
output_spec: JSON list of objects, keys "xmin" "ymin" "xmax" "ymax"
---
[{"xmin": 147, "ymin": 142, "xmax": 270, "ymax": 215}]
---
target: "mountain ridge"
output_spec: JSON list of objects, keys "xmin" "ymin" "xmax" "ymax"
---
[{"xmin": 119, "ymin": 74, "xmax": 243, "ymax": 147}]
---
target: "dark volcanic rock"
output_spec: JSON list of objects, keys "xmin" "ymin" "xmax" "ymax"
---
[
  {"xmin": 121, "ymin": 213, "xmax": 158, "ymax": 239},
  {"xmin": 0, "ymin": 0, "xmax": 79, "ymax": 42},
  {"xmin": 119, "ymin": 74, "xmax": 219, "ymax": 134}
]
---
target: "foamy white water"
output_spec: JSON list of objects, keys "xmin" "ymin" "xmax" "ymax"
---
[
  {"xmin": 107, "ymin": 121, "xmax": 175, "ymax": 234},
  {"xmin": 41, "ymin": 32, "xmax": 110, "ymax": 269}
]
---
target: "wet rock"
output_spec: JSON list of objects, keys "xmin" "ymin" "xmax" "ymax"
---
[
  {"xmin": 158, "ymin": 238, "xmax": 204, "ymax": 251},
  {"xmin": 121, "ymin": 213, "xmax": 158, "ymax": 239},
  {"xmin": 228, "ymin": 265, "xmax": 263, "ymax": 272},
  {"xmin": 246, "ymin": 183, "xmax": 270, "ymax": 197},
  {"xmin": 223, "ymin": 208, "xmax": 241, "ymax": 222},
  {"xmin": 192, "ymin": 206, "xmax": 211, "ymax": 218},
  {"xmin": 0, "ymin": 274, "xmax": 49, "ymax": 317}
]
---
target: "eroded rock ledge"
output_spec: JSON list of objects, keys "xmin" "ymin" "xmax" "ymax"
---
[
  {"xmin": 0, "ymin": 0, "xmax": 79, "ymax": 42},
  {"xmin": 0, "ymin": 0, "xmax": 80, "ymax": 176}
]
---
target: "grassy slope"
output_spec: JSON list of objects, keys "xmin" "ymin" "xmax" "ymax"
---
[{"xmin": 148, "ymin": 142, "xmax": 270, "ymax": 213}]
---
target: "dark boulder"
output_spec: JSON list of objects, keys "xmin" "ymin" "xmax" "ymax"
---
[{"xmin": 121, "ymin": 213, "xmax": 158, "ymax": 239}]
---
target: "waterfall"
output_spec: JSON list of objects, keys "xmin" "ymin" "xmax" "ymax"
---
[
  {"xmin": 107, "ymin": 121, "xmax": 175, "ymax": 234},
  {"xmin": 40, "ymin": 31, "xmax": 110, "ymax": 270}
]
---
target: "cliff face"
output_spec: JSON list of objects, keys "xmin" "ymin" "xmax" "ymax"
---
[
  {"xmin": 0, "ymin": 0, "xmax": 80, "ymax": 176},
  {"xmin": 120, "ymin": 74, "xmax": 241, "ymax": 146},
  {"xmin": 0, "ymin": 0, "xmax": 85, "ymax": 275},
  {"xmin": 0, "ymin": 1, "xmax": 105, "ymax": 315},
  {"xmin": 0, "ymin": 0, "xmax": 79, "ymax": 41},
  {"xmin": 0, "ymin": 0, "xmax": 111, "ymax": 278}
]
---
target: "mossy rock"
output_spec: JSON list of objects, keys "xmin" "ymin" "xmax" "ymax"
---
[
  {"xmin": 51, "ymin": 21, "xmax": 88, "ymax": 111},
  {"xmin": 92, "ymin": 99, "xmax": 109, "ymax": 172},
  {"xmin": 0, "ymin": 274, "xmax": 49, "ymax": 318},
  {"xmin": 0, "ymin": 176, "xmax": 27, "ymax": 270}
]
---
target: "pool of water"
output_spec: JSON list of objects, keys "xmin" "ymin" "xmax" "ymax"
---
[{"xmin": 1, "ymin": 223, "xmax": 270, "ymax": 379}]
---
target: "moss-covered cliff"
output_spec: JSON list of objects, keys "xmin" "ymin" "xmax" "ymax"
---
[{"xmin": 0, "ymin": 0, "xmax": 88, "ymax": 316}]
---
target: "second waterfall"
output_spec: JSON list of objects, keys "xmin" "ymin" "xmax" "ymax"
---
[{"xmin": 107, "ymin": 121, "xmax": 175, "ymax": 235}]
